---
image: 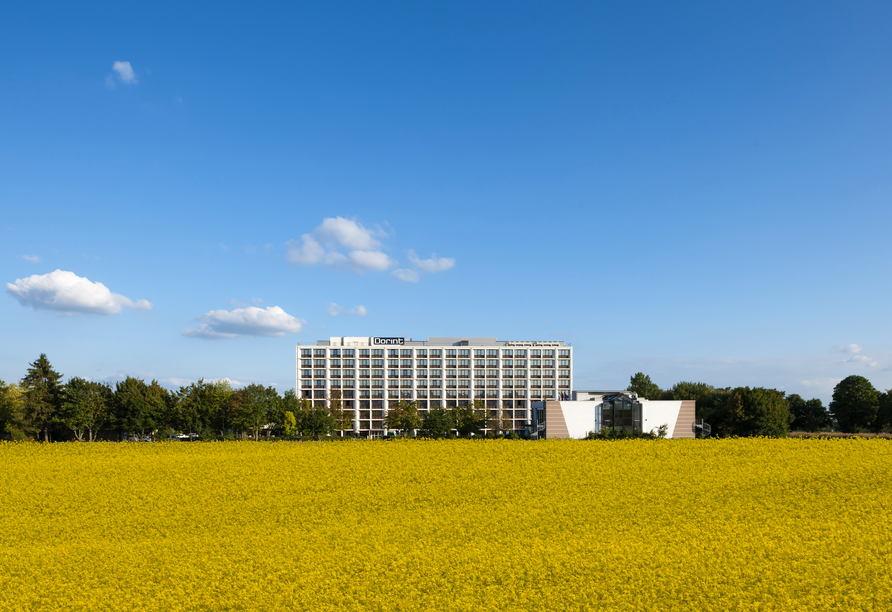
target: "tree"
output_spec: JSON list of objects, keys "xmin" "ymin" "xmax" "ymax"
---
[
  {"xmin": 383, "ymin": 400, "xmax": 422, "ymax": 436},
  {"xmin": 830, "ymin": 376, "xmax": 879, "ymax": 433},
  {"xmin": 233, "ymin": 384, "xmax": 269, "ymax": 440},
  {"xmin": 282, "ymin": 411, "xmax": 298, "ymax": 439},
  {"xmin": 787, "ymin": 394, "xmax": 832, "ymax": 432},
  {"xmin": 627, "ymin": 373, "xmax": 662, "ymax": 400},
  {"xmin": 453, "ymin": 401, "xmax": 486, "ymax": 437},
  {"xmin": 487, "ymin": 404, "xmax": 514, "ymax": 436},
  {"xmin": 174, "ymin": 380, "xmax": 218, "ymax": 436},
  {"xmin": 328, "ymin": 390, "xmax": 354, "ymax": 435},
  {"xmin": 297, "ymin": 398, "xmax": 337, "ymax": 440},
  {"xmin": 0, "ymin": 380, "xmax": 25, "ymax": 440},
  {"xmin": 875, "ymin": 391, "xmax": 892, "ymax": 434},
  {"xmin": 420, "ymin": 406, "xmax": 455, "ymax": 438},
  {"xmin": 115, "ymin": 377, "xmax": 168, "ymax": 439},
  {"xmin": 21, "ymin": 354, "xmax": 64, "ymax": 442},
  {"xmin": 59, "ymin": 378, "xmax": 113, "ymax": 441},
  {"xmin": 711, "ymin": 387, "xmax": 791, "ymax": 438}
]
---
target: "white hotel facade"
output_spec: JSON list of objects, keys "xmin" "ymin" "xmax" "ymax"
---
[{"xmin": 296, "ymin": 336, "xmax": 572, "ymax": 437}]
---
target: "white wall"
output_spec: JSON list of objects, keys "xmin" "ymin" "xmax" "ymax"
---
[
  {"xmin": 555, "ymin": 399, "xmax": 684, "ymax": 439},
  {"xmin": 641, "ymin": 400, "xmax": 682, "ymax": 438},
  {"xmin": 558, "ymin": 402, "xmax": 599, "ymax": 438}
]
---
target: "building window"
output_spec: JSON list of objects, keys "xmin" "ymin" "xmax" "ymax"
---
[
  {"xmin": 431, "ymin": 370, "xmax": 442, "ymax": 378},
  {"xmin": 430, "ymin": 359, "xmax": 442, "ymax": 367},
  {"xmin": 330, "ymin": 349, "xmax": 340, "ymax": 357},
  {"xmin": 458, "ymin": 349, "xmax": 470, "ymax": 357},
  {"xmin": 314, "ymin": 349, "xmax": 326, "ymax": 357},
  {"xmin": 502, "ymin": 349, "xmax": 513, "ymax": 357},
  {"xmin": 416, "ymin": 349, "xmax": 427, "ymax": 357},
  {"xmin": 559, "ymin": 349, "xmax": 570, "ymax": 358},
  {"xmin": 400, "ymin": 360, "xmax": 412, "ymax": 367},
  {"xmin": 372, "ymin": 349, "xmax": 384, "ymax": 357},
  {"xmin": 446, "ymin": 349, "xmax": 456, "ymax": 357},
  {"xmin": 301, "ymin": 349, "xmax": 312, "ymax": 357},
  {"xmin": 514, "ymin": 350, "xmax": 526, "ymax": 357},
  {"xmin": 372, "ymin": 359, "xmax": 384, "ymax": 367},
  {"xmin": 300, "ymin": 359, "xmax": 312, "ymax": 367},
  {"xmin": 417, "ymin": 359, "xmax": 427, "ymax": 367},
  {"xmin": 429, "ymin": 349, "xmax": 441, "ymax": 357},
  {"xmin": 330, "ymin": 359, "xmax": 340, "ymax": 367}
]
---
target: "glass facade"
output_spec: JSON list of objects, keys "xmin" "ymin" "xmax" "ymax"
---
[{"xmin": 599, "ymin": 395, "xmax": 642, "ymax": 433}]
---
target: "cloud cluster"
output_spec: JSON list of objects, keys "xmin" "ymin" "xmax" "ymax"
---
[
  {"xmin": 287, "ymin": 217, "xmax": 395, "ymax": 273},
  {"xmin": 20, "ymin": 255, "xmax": 41, "ymax": 263},
  {"xmin": 182, "ymin": 306, "xmax": 304, "ymax": 339},
  {"xmin": 327, "ymin": 303, "xmax": 367, "ymax": 317},
  {"xmin": 391, "ymin": 249, "xmax": 455, "ymax": 283},
  {"xmin": 287, "ymin": 217, "xmax": 455, "ymax": 281},
  {"xmin": 6, "ymin": 270, "xmax": 152, "ymax": 315},
  {"xmin": 836, "ymin": 343, "xmax": 878, "ymax": 367}
]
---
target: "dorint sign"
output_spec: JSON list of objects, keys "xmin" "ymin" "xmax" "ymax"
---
[{"xmin": 372, "ymin": 337, "xmax": 405, "ymax": 346}]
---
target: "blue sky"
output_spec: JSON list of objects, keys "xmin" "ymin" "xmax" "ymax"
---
[{"xmin": 2, "ymin": 1, "xmax": 890, "ymax": 402}]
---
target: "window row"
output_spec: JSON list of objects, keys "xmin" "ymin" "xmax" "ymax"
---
[{"xmin": 300, "ymin": 347, "xmax": 571, "ymax": 359}]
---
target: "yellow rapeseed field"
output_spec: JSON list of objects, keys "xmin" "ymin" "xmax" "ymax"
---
[{"xmin": 1, "ymin": 438, "xmax": 890, "ymax": 611}]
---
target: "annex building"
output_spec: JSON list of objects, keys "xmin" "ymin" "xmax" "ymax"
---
[
  {"xmin": 297, "ymin": 336, "xmax": 573, "ymax": 437},
  {"xmin": 533, "ymin": 391, "xmax": 697, "ymax": 440}
]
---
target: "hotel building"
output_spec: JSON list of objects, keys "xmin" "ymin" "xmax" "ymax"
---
[{"xmin": 296, "ymin": 336, "xmax": 573, "ymax": 436}]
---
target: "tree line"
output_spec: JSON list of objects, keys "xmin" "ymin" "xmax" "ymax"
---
[
  {"xmin": 627, "ymin": 372, "xmax": 892, "ymax": 436},
  {"xmin": 0, "ymin": 354, "xmax": 507, "ymax": 441}
]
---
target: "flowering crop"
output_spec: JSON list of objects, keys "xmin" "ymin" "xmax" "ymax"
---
[{"xmin": 1, "ymin": 438, "xmax": 890, "ymax": 611}]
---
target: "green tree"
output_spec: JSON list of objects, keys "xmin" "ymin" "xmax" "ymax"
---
[
  {"xmin": 830, "ymin": 376, "xmax": 879, "ymax": 433},
  {"xmin": 874, "ymin": 391, "xmax": 892, "ymax": 434},
  {"xmin": 59, "ymin": 378, "xmax": 113, "ymax": 441},
  {"xmin": 233, "ymin": 384, "xmax": 269, "ymax": 440},
  {"xmin": 453, "ymin": 400, "xmax": 486, "ymax": 437},
  {"xmin": 174, "ymin": 380, "xmax": 218, "ymax": 435},
  {"xmin": 0, "ymin": 380, "xmax": 25, "ymax": 439},
  {"xmin": 712, "ymin": 387, "xmax": 791, "ymax": 437},
  {"xmin": 787, "ymin": 394, "xmax": 832, "ymax": 432},
  {"xmin": 419, "ymin": 406, "xmax": 455, "ymax": 438},
  {"xmin": 115, "ymin": 377, "xmax": 168, "ymax": 439},
  {"xmin": 297, "ymin": 399, "xmax": 337, "ymax": 440},
  {"xmin": 21, "ymin": 354, "xmax": 64, "ymax": 442},
  {"xmin": 627, "ymin": 373, "xmax": 662, "ymax": 400},
  {"xmin": 282, "ymin": 411, "xmax": 298, "ymax": 439},
  {"xmin": 383, "ymin": 400, "xmax": 422, "ymax": 436}
]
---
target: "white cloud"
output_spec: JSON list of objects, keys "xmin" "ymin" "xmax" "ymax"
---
[
  {"xmin": 286, "ymin": 217, "xmax": 455, "ymax": 278},
  {"xmin": 392, "ymin": 250, "xmax": 456, "ymax": 282},
  {"xmin": 286, "ymin": 234, "xmax": 325, "ymax": 266},
  {"xmin": 20, "ymin": 255, "xmax": 41, "ymax": 263},
  {"xmin": 348, "ymin": 250, "xmax": 393, "ymax": 272},
  {"xmin": 835, "ymin": 344, "xmax": 877, "ymax": 367},
  {"xmin": 182, "ymin": 306, "xmax": 304, "ymax": 339},
  {"xmin": 391, "ymin": 268, "xmax": 420, "ymax": 283},
  {"xmin": 316, "ymin": 217, "xmax": 383, "ymax": 250},
  {"xmin": 6, "ymin": 270, "xmax": 151, "ymax": 315},
  {"xmin": 327, "ymin": 303, "xmax": 367, "ymax": 317},
  {"xmin": 286, "ymin": 222, "xmax": 394, "ymax": 273},
  {"xmin": 407, "ymin": 250, "xmax": 455, "ymax": 273},
  {"xmin": 112, "ymin": 61, "xmax": 137, "ymax": 84}
]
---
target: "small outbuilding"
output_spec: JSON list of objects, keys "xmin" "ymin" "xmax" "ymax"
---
[{"xmin": 531, "ymin": 391, "xmax": 696, "ymax": 439}]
